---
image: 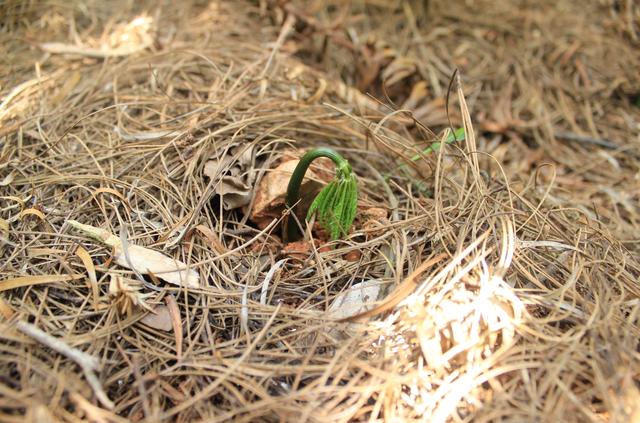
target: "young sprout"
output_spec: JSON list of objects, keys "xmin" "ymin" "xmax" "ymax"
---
[
  {"xmin": 386, "ymin": 127, "xmax": 466, "ymax": 195},
  {"xmin": 285, "ymin": 147, "xmax": 358, "ymax": 242}
]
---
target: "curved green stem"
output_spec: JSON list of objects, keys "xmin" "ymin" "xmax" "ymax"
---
[{"xmin": 284, "ymin": 147, "xmax": 352, "ymax": 242}]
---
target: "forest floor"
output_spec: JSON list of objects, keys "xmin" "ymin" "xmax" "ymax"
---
[{"xmin": 0, "ymin": 1, "xmax": 639, "ymax": 421}]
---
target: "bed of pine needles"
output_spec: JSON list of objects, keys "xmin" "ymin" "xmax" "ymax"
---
[{"xmin": 0, "ymin": 0, "xmax": 639, "ymax": 421}]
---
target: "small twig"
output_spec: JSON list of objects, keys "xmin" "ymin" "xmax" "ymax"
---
[
  {"xmin": 554, "ymin": 131, "xmax": 619, "ymax": 150},
  {"xmin": 16, "ymin": 321, "xmax": 98, "ymax": 369},
  {"xmin": 15, "ymin": 320, "xmax": 114, "ymax": 409}
]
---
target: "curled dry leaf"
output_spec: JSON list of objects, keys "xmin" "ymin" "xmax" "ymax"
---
[
  {"xmin": 75, "ymin": 246, "xmax": 100, "ymax": 311},
  {"xmin": 18, "ymin": 208, "xmax": 47, "ymax": 222},
  {"xmin": 140, "ymin": 305, "xmax": 173, "ymax": 331},
  {"xmin": 204, "ymin": 144, "xmax": 255, "ymax": 210},
  {"xmin": 251, "ymin": 155, "xmax": 331, "ymax": 228},
  {"xmin": 67, "ymin": 220, "xmax": 200, "ymax": 288},
  {"xmin": 381, "ymin": 55, "xmax": 417, "ymax": 86}
]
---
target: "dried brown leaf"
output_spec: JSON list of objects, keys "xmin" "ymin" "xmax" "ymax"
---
[
  {"xmin": 250, "ymin": 158, "xmax": 323, "ymax": 227},
  {"xmin": 140, "ymin": 305, "xmax": 173, "ymax": 332},
  {"xmin": 204, "ymin": 145, "xmax": 255, "ymax": 210},
  {"xmin": 68, "ymin": 220, "xmax": 200, "ymax": 288}
]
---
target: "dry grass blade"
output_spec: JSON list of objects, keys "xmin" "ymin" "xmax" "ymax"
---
[
  {"xmin": 75, "ymin": 246, "xmax": 100, "ymax": 310},
  {"xmin": 0, "ymin": 274, "xmax": 84, "ymax": 292},
  {"xmin": 164, "ymin": 295, "xmax": 183, "ymax": 360}
]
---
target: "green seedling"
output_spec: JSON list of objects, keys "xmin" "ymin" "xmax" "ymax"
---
[
  {"xmin": 285, "ymin": 147, "xmax": 358, "ymax": 242},
  {"xmin": 388, "ymin": 127, "xmax": 465, "ymax": 195},
  {"xmin": 406, "ymin": 127, "xmax": 465, "ymax": 165}
]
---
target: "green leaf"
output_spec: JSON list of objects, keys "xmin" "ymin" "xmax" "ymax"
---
[
  {"xmin": 409, "ymin": 127, "xmax": 465, "ymax": 162},
  {"xmin": 307, "ymin": 180, "xmax": 335, "ymax": 220},
  {"xmin": 341, "ymin": 175, "xmax": 358, "ymax": 236},
  {"xmin": 306, "ymin": 174, "xmax": 358, "ymax": 240},
  {"xmin": 333, "ymin": 181, "xmax": 348, "ymax": 232}
]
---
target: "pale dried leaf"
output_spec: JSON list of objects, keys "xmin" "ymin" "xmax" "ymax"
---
[
  {"xmin": 328, "ymin": 279, "xmax": 382, "ymax": 320},
  {"xmin": 113, "ymin": 244, "xmax": 199, "ymax": 289},
  {"xmin": 0, "ymin": 274, "xmax": 84, "ymax": 293},
  {"xmin": 0, "ymin": 172, "xmax": 14, "ymax": 186},
  {"xmin": 68, "ymin": 220, "xmax": 200, "ymax": 288},
  {"xmin": 140, "ymin": 305, "xmax": 173, "ymax": 332}
]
